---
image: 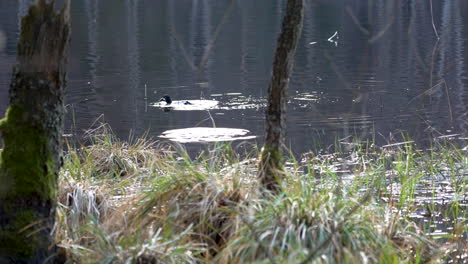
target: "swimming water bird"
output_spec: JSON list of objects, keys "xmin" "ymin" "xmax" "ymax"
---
[
  {"xmin": 151, "ymin": 96, "xmax": 218, "ymax": 111},
  {"xmin": 159, "ymin": 95, "xmax": 192, "ymax": 105}
]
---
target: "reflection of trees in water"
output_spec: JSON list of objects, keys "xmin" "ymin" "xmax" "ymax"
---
[
  {"xmin": 434, "ymin": 0, "xmax": 466, "ymax": 132},
  {"xmin": 61, "ymin": 0, "xmax": 102, "ymax": 136},
  {"xmin": 84, "ymin": 0, "xmax": 98, "ymax": 86},
  {"xmin": 2, "ymin": 0, "xmax": 466, "ymax": 150},
  {"xmin": 286, "ymin": 0, "xmax": 467, "ymax": 148},
  {"xmin": 339, "ymin": 1, "xmax": 466, "ymax": 140},
  {"xmin": 127, "ymin": 0, "xmax": 141, "ymax": 132}
]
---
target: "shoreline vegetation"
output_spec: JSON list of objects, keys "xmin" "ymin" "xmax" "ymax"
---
[{"xmin": 56, "ymin": 124, "xmax": 467, "ymax": 263}]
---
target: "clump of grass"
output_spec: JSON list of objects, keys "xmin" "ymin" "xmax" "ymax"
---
[
  {"xmin": 67, "ymin": 124, "xmax": 162, "ymax": 179},
  {"xmin": 57, "ymin": 172, "xmax": 109, "ymax": 234},
  {"xmin": 56, "ymin": 127, "xmax": 467, "ymax": 263},
  {"xmin": 57, "ymin": 125, "xmax": 204, "ymax": 263},
  {"xmin": 217, "ymin": 177, "xmax": 439, "ymax": 263},
  {"xmin": 119, "ymin": 143, "xmax": 260, "ymax": 261},
  {"xmin": 57, "ymin": 127, "xmax": 260, "ymax": 263}
]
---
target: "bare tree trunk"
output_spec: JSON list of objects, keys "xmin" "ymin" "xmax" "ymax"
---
[
  {"xmin": 0, "ymin": 0, "xmax": 70, "ymax": 263},
  {"xmin": 258, "ymin": 0, "xmax": 304, "ymax": 192}
]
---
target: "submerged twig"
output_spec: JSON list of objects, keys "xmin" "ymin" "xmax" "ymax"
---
[{"xmin": 429, "ymin": 0, "xmax": 440, "ymax": 40}]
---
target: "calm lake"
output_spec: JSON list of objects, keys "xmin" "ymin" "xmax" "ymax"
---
[{"xmin": 0, "ymin": 0, "xmax": 467, "ymax": 155}]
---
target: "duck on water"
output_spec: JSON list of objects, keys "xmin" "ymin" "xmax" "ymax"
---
[
  {"xmin": 151, "ymin": 95, "xmax": 218, "ymax": 110},
  {"xmin": 159, "ymin": 95, "xmax": 192, "ymax": 105}
]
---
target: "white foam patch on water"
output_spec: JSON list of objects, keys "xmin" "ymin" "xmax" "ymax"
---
[{"xmin": 159, "ymin": 127, "xmax": 256, "ymax": 143}]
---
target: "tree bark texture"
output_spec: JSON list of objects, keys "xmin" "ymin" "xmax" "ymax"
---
[
  {"xmin": 0, "ymin": 0, "xmax": 70, "ymax": 263},
  {"xmin": 258, "ymin": 0, "xmax": 304, "ymax": 192}
]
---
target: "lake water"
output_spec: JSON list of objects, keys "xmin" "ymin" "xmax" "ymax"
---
[{"xmin": 0, "ymin": 0, "xmax": 467, "ymax": 155}]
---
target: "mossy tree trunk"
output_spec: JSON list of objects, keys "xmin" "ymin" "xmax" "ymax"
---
[
  {"xmin": 0, "ymin": 0, "xmax": 70, "ymax": 263},
  {"xmin": 258, "ymin": 0, "xmax": 304, "ymax": 192}
]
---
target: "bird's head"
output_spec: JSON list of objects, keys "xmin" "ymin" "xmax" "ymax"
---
[{"xmin": 160, "ymin": 95, "xmax": 172, "ymax": 104}]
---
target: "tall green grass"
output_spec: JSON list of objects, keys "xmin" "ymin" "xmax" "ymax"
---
[{"xmin": 55, "ymin": 127, "xmax": 467, "ymax": 263}]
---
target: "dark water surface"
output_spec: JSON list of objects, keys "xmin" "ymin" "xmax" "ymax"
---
[{"xmin": 0, "ymin": 0, "xmax": 467, "ymax": 155}]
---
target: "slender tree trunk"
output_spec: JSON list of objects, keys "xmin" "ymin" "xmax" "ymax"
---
[
  {"xmin": 258, "ymin": 0, "xmax": 304, "ymax": 192},
  {"xmin": 0, "ymin": 0, "xmax": 70, "ymax": 263}
]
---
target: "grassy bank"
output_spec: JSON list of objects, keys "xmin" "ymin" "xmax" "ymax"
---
[{"xmin": 55, "ymin": 126, "xmax": 467, "ymax": 263}]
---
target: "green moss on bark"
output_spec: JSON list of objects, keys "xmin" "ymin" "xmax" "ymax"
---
[
  {"xmin": 258, "ymin": 145, "xmax": 285, "ymax": 192},
  {"xmin": 0, "ymin": 210, "xmax": 38, "ymax": 258},
  {"xmin": 0, "ymin": 105, "xmax": 57, "ymax": 200},
  {"xmin": 0, "ymin": 105, "xmax": 57, "ymax": 259},
  {"xmin": 0, "ymin": 117, "xmax": 6, "ymax": 131}
]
